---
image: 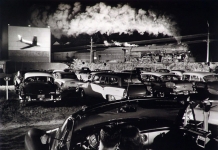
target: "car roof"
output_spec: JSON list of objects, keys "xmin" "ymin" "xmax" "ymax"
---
[
  {"xmin": 141, "ymin": 72, "xmax": 174, "ymax": 76},
  {"xmin": 24, "ymin": 72, "xmax": 53, "ymax": 79},
  {"xmin": 91, "ymin": 72, "xmax": 138, "ymax": 77},
  {"xmin": 183, "ymin": 72, "xmax": 216, "ymax": 77},
  {"xmin": 56, "ymin": 72, "xmax": 76, "ymax": 75}
]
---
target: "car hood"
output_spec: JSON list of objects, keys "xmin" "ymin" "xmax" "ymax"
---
[
  {"xmin": 56, "ymin": 78, "xmax": 78, "ymax": 83},
  {"xmin": 207, "ymin": 81, "xmax": 218, "ymax": 88},
  {"xmin": 72, "ymin": 98, "xmax": 186, "ymax": 131}
]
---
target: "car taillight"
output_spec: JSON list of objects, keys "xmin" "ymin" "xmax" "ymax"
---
[{"xmin": 123, "ymin": 90, "xmax": 127, "ymax": 98}]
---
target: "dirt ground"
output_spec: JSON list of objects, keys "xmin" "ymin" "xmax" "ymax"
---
[
  {"xmin": 0, "ymin": 86, "xmax": 84, "ymax": 130},
  {"xmin": 0, "ymin": 85, "xmax": 85, "ymax": 150}
]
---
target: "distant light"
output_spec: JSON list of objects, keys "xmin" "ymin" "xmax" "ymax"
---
[
  {"xmin": 94, "ymin": 57, "xmax": 97, "ymax": 60},
  {"xmin": 47, "ymin": 26, "xmax": 50, "ymax": 28},
  {"xmin": 8, "ymin": 24, "xmax": 10, "ymax": 26},
  {"xmin": 28, "ymin": 25, "xmax": 31, "ymax": 27}
]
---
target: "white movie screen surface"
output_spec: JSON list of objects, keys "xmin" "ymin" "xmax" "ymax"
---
[{"xmin": 8, "ymin": 26, "xmax": 51, "ymax": 62}]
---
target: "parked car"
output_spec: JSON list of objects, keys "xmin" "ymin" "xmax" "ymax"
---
[
  {"xmin": 18, "ymin": 72, "xmax": 61, "ymax": 103},
  {"xmin": 121, "ymin": 69, "xmax": 138, "ymax": 74},
  {"xmin": 53, "ymin": 71, "xmax": 84, "ymax": 98},
  {"xmin": 75, "ymin": 67, "xmax": 91, "ymax": 82},
  {"xmin": 141, "ymin": 72, "xmax": 197, "ymax": 98},
  {"xmin": 24, "ymin": 98, "xmax": 218, "ymax": 150},
  {"xmin": 182, "ymin": 72, "xmax": 218, "ymax": 97},
  {"xmin": 80, "ymin": 72, "xmax": 149, "ymax": 101},
  {"xmin": 134, "ymin": 67, "xmax": 152, "ymax": 73},
  {"xmin": 170, "ymin": 70, "xmax": 185, "ymax": 79},
  {"xmin": 93, "ymin": 69, "xmax": 114, "ymax": 73},
  {"xmin": 14, "ymin": 69, "xmax": 41, "ymax": 94},
  {"xmin": 155, "ymin": 68, "xmax": 170, "ymax": 73}
]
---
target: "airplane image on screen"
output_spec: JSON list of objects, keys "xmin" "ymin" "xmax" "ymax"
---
[{"xmin": 18, "ymin": 35, "xmax": 41, "ymax": 49}]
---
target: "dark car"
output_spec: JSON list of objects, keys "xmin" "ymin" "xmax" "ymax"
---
[
  {"xmin": 79, "ymin": 72, "xmax": 149, "ymax": 101},
  {"xmin": 24, "ymin": 98, "xmax": 218, "ymax": 150},
  {"xmin": 183, "ymin": 72, "xmax": 218, "ymax": 98},
  {"xmin": 93, "ymin": 69, "xmax": 114, "ymax": 73},
  {"xmin": 53, "ymin": 71, "xmax": 84, "ymax": 98},
  {"xmin": 14, "ymin": 70, "xmax": 41, "ymax": 93},
  {"xmin": 18, "ymin": 72, "xmax": 61, "ymax": 104},
  {"xmin": 141, "ymin": 72, "xmax": 197, "ymax": 98},
  {"xmin": 155, "ymin": 68, "xmax": 170, "ymax": 73}
]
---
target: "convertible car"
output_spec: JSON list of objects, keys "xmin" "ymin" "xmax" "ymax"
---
[{"xmin": 25, "ymin": 98, "xmax": 218, "ymax": 150}]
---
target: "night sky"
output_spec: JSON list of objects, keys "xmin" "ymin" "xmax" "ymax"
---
[{"xmin": 1, "ymin": 0, "xmax": 218, "ymax": 61}]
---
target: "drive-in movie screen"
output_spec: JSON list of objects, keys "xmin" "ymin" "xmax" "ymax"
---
[{"xmin": 8, "ymin": 26, "xmax": 51, "ymax": 62}]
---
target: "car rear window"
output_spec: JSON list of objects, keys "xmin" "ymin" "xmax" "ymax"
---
[
  {"xmin": 61, "ymin": 74, "xmax": 77, "ymax": 79},
  {"xmin": 160, "ymin": 75, "xmax": 180, "ymax": 81}
]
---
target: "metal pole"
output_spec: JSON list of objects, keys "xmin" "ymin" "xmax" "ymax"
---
[
  {"xmin": 90, "ymin": 37, "xmax": 93, "ymax": 63},
  {"xmin": 6, "ymin": 80, "xmax": 8, "ymax": 100},
  {"xmin": 206, "ymin": 22, "xmax": 210, "ymax": 63}
]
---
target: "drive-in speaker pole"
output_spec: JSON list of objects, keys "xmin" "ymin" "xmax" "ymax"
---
[{"xmin": 4, "ymin": 76, "xmax": 11, "ymax": 100}]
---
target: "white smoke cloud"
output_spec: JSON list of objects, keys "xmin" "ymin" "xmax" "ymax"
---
[
  {"xmin": 123, "ymin": 42, "xmax": 138, "ymax": 47},
  {"xmin": 29, "ymin": 2, "xmax": 180, "ymax": 41}
]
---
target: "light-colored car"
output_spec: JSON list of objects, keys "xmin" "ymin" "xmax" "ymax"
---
[
  {"xmin": 141, "ymin": 72, "xmax": 197, "ymax": 97},
  {"xmin": 53, "ymin": 71, "xmax": 84, "ymax": 98},
  {"xmin": 80, "ymin": 72, "xmax": 149, "ymax": 101},
  {"xmin": 182, "ymin": 72, "xmax": 218, "ymax": 96},
  {"xmin": 170, "ymin": 70, "xmax": 185, "ymax": 79}
]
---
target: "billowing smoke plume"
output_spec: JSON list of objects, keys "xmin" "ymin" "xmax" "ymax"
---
[{"xmin": 29, "ymin": 2, "xmax": 180, "ymax": 41}]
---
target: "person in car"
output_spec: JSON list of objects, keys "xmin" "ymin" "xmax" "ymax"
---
[
  {"xmin": 119, "ymin": 125, "xmax": 144, "ymax": 150},
  {"xmin": 98, "ymin": 125, "xmax": 120, "ymax": 150}
]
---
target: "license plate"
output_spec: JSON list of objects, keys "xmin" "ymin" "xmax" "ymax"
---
[{"xmin": 38, "ymin": 95, "xmax": 45, "ymax": 98}]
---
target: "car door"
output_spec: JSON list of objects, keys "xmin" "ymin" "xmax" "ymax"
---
[
  {"xmin": 103, "ymin": 76, "xmax": 125, "ymax": 100},
  {"xmin": 84, "ymin": 74, "xmax": 104, "ymax": 98},
  {"xmin": 151, "ymin": 75, "xmax": 164, "ymax": 92}
]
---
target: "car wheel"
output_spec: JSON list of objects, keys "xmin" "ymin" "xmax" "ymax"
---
[
  {"xmin": 157, "ymin": 91, "xmax": 165, "ymax": 97},
  {"xmin": 56, "ymin": 87, "xmax": 63, "ymax": 100}
]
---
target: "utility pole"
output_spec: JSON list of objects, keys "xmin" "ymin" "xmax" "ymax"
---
[
  {"xmin": 206, "ymin": 21, "xmax": 210, "ymax": 63},
  {"xmin": 90, "ymin": 37, "xmax": 93, "ymax": 63}
]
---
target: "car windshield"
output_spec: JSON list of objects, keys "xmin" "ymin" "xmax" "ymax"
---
[
  {"xmin": 160, "ymin": 75, "xmax": 180, "ymax": 81},
  {"xmin": 203, "ymin": 75, "xmax": 218, "ymax": 82},
  {"xmin": 25, "ymin": 76, "xmax": 54, "ymax": 83},
  {"xmin": 61, "ymin": 74, "xmax": 77, "ymax": 79},
  {"xmin": 72, "ymin": 99, "xmax": 184, "ymax": 135},
  {"xmin": 122, "ymin": 75, "xmax": 142, "ymax": 85}
]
